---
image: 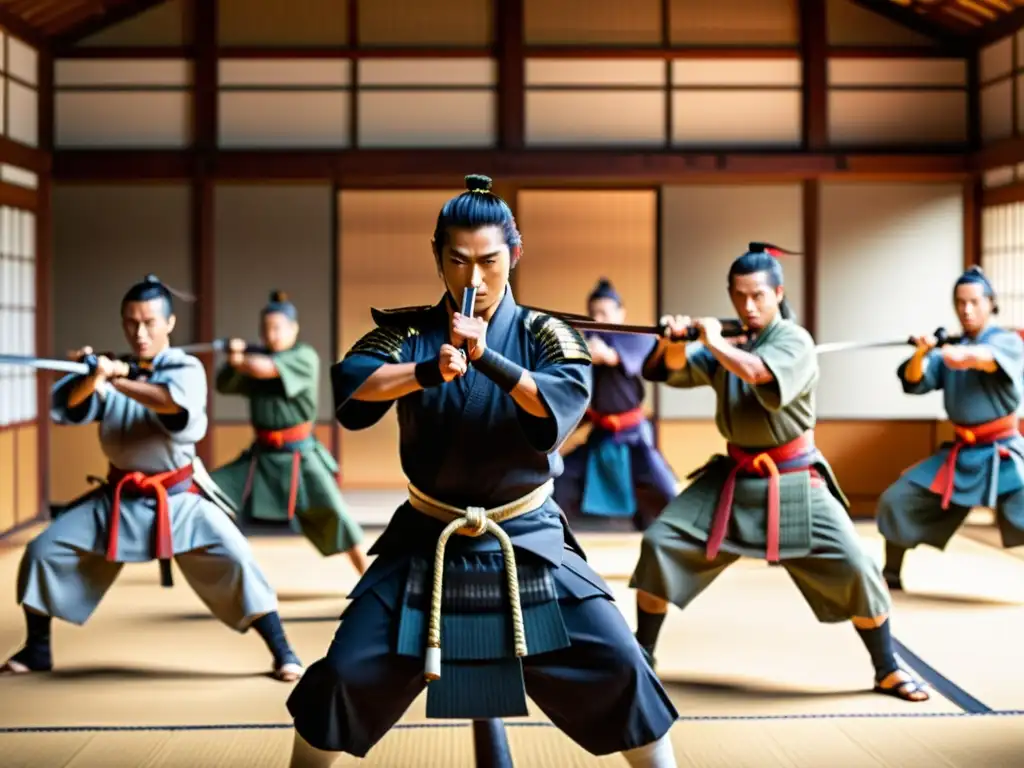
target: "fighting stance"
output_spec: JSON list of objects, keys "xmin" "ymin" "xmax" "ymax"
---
[
  {"xmin": 212, "ymin": 291, "xmax": 367, "ymax": 573},
  {"xmin": 286, "ymin": 176, "xmax": 679, "ymax": 768},
  {"xmin": 554, "ymin": 278, "xmax": 678, "ymax": 530},
  {"xmin": 878, "ymin": 266, "xmax": 1024, "ymax": 590},
  {"xmin": 0, "ymin": 276, "xmax": 303, "ymax": 682},
  {"xmin": 630, "ymin": 244, "xmax": 929, "ymax": 703}
]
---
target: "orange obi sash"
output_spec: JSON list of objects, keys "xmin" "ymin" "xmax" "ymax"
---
[
  {"xmin": 707, "ymin": 431, "xmax": 817, "ymax": 564},
  {"xmin": 106, "ymin": 464, "xmax": 195, "ymax": 563},
  {"xmin": 930, "ymin": 413, "xmax": 1019, "ymax": 510},
  {"xmin": 242, "ymin": 421, "xmax": 314, "ymax": 521},
  {"xmin": 587, "ymin": 406, "xmax": 646, "ymax": 433}
]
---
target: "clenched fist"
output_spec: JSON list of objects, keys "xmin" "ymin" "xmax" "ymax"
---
[
  {"xmin": 439, "ymin": 344, "xmax": 468, "ymax": 382},
  {"xmin": 659, "ymin": 315, "xmax": 692, "ymax": 341},
  {"xmin": 451, "ymin": 312, "xmax": 488, "ymax": 361},
  {"xmin": 93, "ymin": 355, "xmax": 130, "ymax": 381},
  {"xmin": 228, "ymin": 337, "xmax": 247, "ymax": 367},
  {"xmin": 910, "ymin": 334, "xmax": 937, "ymax": 355}
]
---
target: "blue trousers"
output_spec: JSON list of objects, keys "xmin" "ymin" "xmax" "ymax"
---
[{"xmin": 287, "ymin": 552, "xmax": 679, "ymax": 757}]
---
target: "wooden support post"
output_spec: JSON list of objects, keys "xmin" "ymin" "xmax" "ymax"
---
[
  {"xmin": 190, "ymin": 0, "xmax": 217, "ymax": 468},
  {"xmin": 36, "ymin": 49, "xmax": 54, "ymax": 522},
  {"xmin": 802, "ymin": 180, "xmax": 820, "ymax": 340},
  {"xmin": 799, "ymin": 0, "xmax": 828, "ymax": 152}
]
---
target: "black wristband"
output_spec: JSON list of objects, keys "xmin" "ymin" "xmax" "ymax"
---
[
  {"xmin": 473, "ymin": 347, "xmax": 524, "ymax": 393},
  {"xmin": 414, "ymin": 358, "xmax": 445, "ymax": 389}
]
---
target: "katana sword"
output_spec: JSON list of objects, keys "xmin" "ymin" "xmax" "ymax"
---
[
  {"xmin": 814, "ymin": 327, "xmax": 1024, "ymax": 355},
  {"xmin": 525, "ymin": 306, "xmax": 747, "ymax": 341},
  {"xmin": 0, "ymin": 341, "xmax": 264, "ymax": 377}
]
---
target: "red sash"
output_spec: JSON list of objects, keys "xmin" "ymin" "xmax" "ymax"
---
[
  {"xmin": 929, "ymin": 413, "xmax": 1018, "ymax": 510},
  {"xmin": 242, "ymin": 421, "xmax": 314, "ymax": 520},
  {"xmin": 707, "ymin": 431, "xmax": 817, "ymax": 564},
  {"xmin": 106, "ymin": 464, "xmax": 195, "ymax": 562},
  {"xmin": 587, "ymin": 406, "xmax": 646, "ymax": 433}
]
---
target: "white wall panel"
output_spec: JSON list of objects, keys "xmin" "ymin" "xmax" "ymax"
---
[
  {"xmin": 817, "ymin": 183, "xmax": 962, "ymax": 419},
  {"xmin": 359, "ymin": 91, "xmax": 495, "ymax": 148},
  {"xmin": 219, "ymin": 91, "xmax": 349, "ymax": 148},
  {"xmin": 659, "ymin": 185, "xmax": 804, "ymax": 419},
  {"xmin": 526, "ymin": 91, "xmax": 664, "ymax": 147},
  {"xmin": 56, "ymin": 91, "xmax": 189, "ymax": 148}
]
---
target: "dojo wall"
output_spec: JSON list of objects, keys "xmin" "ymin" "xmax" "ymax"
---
[
  {"xmin": 41, "ymin": 0, "xmax": 981, "ymax": 514},
  {"xmin": 335, "ymin": 190, "xmax": 459, "ymax": 489},
  {"xmin": 211, "ymin": 184, "xmax": 335, "ymax": 468},
  {"xmin": 0, "ymin": 28, "xmax": 47, "ymax": 536},
  {"xmin": 51, "ymin": 0, "xmax": 968, "ymax": 153}
]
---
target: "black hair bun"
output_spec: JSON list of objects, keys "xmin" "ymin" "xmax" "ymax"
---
[
  {"xmin": 596, "ymin": 277, "xmax": 611, "ymax": 288},
  {"xmin": 465, "ymin": 174, "xmax": 493, "ymax": 193},
  {"xmin": 143, "ymin": 274, "xmax": 161, "ymax": 284},
  {"xmin": 270, "ymin": 290, "xmax": 289, "ymax": 302}
]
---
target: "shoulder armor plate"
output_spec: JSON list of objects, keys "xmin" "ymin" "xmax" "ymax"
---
[
  {"xmin": 370, "ymin": 304, "xmax": 436, "ymax": 329},
  {"xmin": 524, "ymin": 311, "xmax": 591, "ymax": 364}
]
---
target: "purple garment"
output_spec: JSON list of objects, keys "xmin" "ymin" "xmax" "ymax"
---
[
  {"xmin": 554, "ymin": 333, "xmax": 677, "ymax": 530},
  {"xmin": 587, "ymin": 332, "xmax": 655, "ymax": 416}
]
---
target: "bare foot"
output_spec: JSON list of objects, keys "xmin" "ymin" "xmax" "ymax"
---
[
  {"xmin": 274, "ymin": 662, "xmax": 304, "ymax": 683},
  {"xmin": 875, "ymin": 669, "xmax": 930, "ymax": 702},
  {"xmin": 0, "ymin": 659, "xmax": 32, "ymax": 675}
]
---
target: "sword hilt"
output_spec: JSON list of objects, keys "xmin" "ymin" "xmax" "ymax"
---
[
  {"xmin": 903, "ymin": 327, "xmax": 952, "ymax": 348},
  {"xmin": 78, "ymin": 352, "xmax": 148, "ymax": 380},
  {"xmin": 659, "ymin": 319, "xmax": 747, "ymax": 342}
]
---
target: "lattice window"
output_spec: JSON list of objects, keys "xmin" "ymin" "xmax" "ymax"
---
[
  {"xmin": 0, "ymin": 206, "xmax": 36, "ymax": 427},
  {"xmin": 981, "ymin": 203, "xmax": 1024, "ymax": 331}
]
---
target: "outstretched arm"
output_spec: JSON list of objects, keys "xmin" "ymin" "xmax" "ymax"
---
[
  {"xmin": 942, "ymin": 331, "xmax": 1022, "ymax": 379},
  {"xmin": 110, "ymin": 378, "xmax": 183, "ymax": 415}
]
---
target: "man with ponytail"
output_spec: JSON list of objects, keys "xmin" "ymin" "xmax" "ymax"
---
[
  {"xmin": 1, "ymin": 275, "xmax": 303, "ymax": 683},
  {"xmin": 629, "ymin": 244, "xmax": 929, "ymax": 704},
  {"xmin": 286, "ymin": 176, "xmax": 679, "ymax": 768},
  {"xmin": 877, "ymin": 266, "xmax": 1024, "ymax": 591},
  {"xmin": 211, "ymin": 291, "xmax": 368, "ymax": 576},
  {"xmin": 555, "ymin": 277, "xmax": 678, "ymax": 531}
]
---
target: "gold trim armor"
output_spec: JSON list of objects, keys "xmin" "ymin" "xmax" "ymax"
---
[{"xmin": 525, "ymin": 312, "xmax": 591, "ymax": 364}]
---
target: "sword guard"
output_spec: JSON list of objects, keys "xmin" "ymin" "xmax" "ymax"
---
[
  {"xmin": 126, "ymin": 363, "xmax": 148, "ymax": 381},
  {"xmin": 81, "ymin": 353, "xmax": 99, "ymax": 376}
]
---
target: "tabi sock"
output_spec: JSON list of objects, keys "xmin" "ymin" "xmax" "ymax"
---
[
  {"xmin": 11, "ymin": 607, "xmax": 53, "ymax": 670},
  {"xmin": 635, "ymin": 608, "xmax": 667, "ymax": 655},
  {"xmin": 253, "ymin": 612, "xmax": 300, "ymax": 668},
  {"xmin": 856, "ymin": 619, "xmax": 900, "ymax": 680},
  {"xmin": 883, "ymin": 542, "xmax": 907, "ymax": 582}
]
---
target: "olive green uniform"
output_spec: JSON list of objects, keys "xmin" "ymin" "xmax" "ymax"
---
[
  {"xmin": 211, "ymin": 343, "xmax": 364, "ymax": 556},
  {"xmin": 631, "ymin": 316, "xmax": 890, "ymax": 623}
]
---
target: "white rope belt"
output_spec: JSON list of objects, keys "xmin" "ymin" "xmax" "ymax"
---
[{"xmin": 407, "ymin": 480, "xmax": 554, "ymax": 682}]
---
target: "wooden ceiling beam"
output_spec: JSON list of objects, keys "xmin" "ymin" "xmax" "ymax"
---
[
  {"xmin": 972, "ymin": 5, "xmax": 1024, "ymax": 44},
  {"xmin": 848, "ymin": 0, "xmax": 972, "ymax": 50},
  {"xmin": 50, "ymin": 149, "xmax": 970, "ymax": 183},
  {"xmin": 0, "ymin": 2, "xmax": 50, "ymax": 47},
  {"xmin": 53, "ymin": 0, "xmax": 169, "ymax": 49}
]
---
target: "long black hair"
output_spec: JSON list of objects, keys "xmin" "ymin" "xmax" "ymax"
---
[
  {"xmin": 728, "ymin": 242, "xmax": 799, "ymax": 321},
  {"xmin": 432, "ymin": 174, "xmax": 522, "ymax": 267}
]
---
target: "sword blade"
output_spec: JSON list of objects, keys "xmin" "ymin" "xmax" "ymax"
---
[
  {"xmin": 814, "ymin": 338, "xmax": 914, "ymax": 355},
  {"xmin": 0, "ymin": 354, "xmax": 90, "ymax": 374},
  {"xmin": 176, "ymin": 339, "xmax": 229, "ymax": 355}
]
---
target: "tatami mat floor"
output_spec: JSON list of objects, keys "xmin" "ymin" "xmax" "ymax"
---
[{"xmin": 1, "ymin": 502, "xmax": 1023, "ymax": 767}]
